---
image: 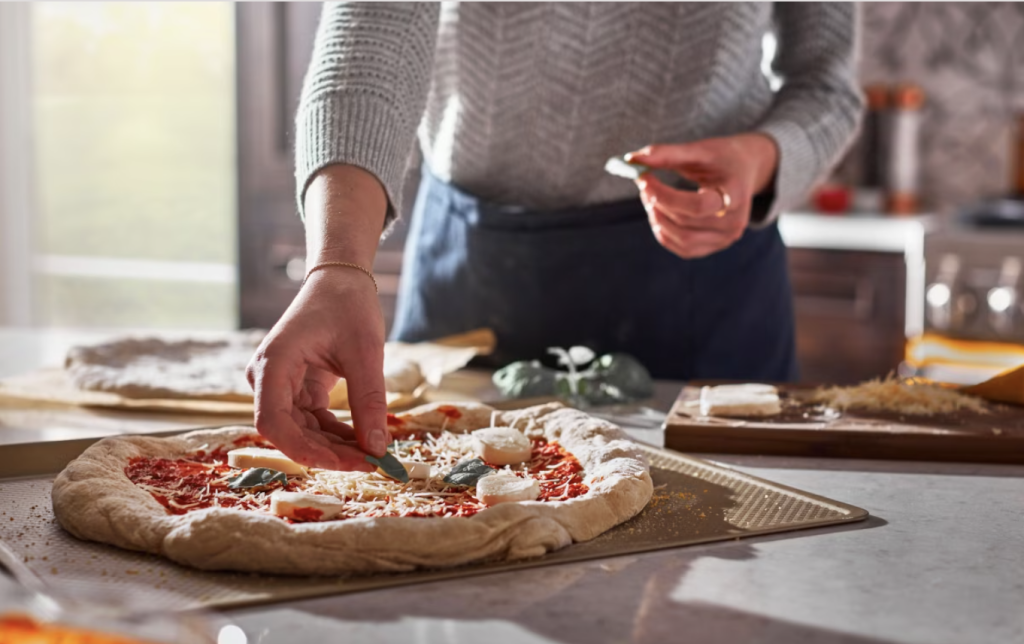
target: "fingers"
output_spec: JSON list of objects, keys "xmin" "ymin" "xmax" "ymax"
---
[
  {"xmin": 251, "ymin": 348, "xmax": 354, "ymax": 470},
  {"xmin": 634, "ymin": 171, "xmax": 748, "ymax": 259},
  {"xmin": 625, "ymin": 142, "xmax": 715, "ymax": 170},
  {"xmin": 308, "ymin": 409, "xmax": 372, "ymax": 470},
  {"xmin": 326, "ymin": 442, "xmax": 377, "ymax": 472},
  {"xmin": 341, "ymin": 343, "xmax": 391, "ymax": 457},
  {"xmin": 312, "ymin": 408, "xmax": 357, "ymax": 442},
  {"xmin": 647, "ymin": 206, "xmax": 743, "ymax": 260},
  {"xmin": 637, "ymin": 175, "xmax": 730, "ymax": 223}
]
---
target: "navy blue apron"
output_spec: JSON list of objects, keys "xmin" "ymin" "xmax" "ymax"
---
[{"xmin": 390, "ymin": 168, "xmax": 798, "ymax": 382}]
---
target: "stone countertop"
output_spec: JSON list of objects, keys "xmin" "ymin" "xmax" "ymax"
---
[{"xmin": 0, "ymin": 327, "xmax": 1021, "ymax": 644}]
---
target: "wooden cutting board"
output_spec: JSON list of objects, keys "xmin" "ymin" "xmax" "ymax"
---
[{"xmin": 665, "ymin": 382, "xmax": 1024, "ymax": 464}]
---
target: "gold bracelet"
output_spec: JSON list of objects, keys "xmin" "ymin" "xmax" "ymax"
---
[{"xmin": 302, "ymin": 261, "xmax": 378, "ymax": 293}]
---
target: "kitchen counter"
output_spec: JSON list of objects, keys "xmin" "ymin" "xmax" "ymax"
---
[{"xmin": 0, "ymin": 327, "xmax": 1021, "ymax": 644}]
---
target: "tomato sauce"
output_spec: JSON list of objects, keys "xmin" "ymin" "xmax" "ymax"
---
[
  {"xmin": 526, "ymin": 440, "xmax": 589, "ymax": 501},
  {"xmin": 124, "ymin": 434, "xmax": 298, "ymax": 516},
  {"xmin": 290, "ymin": 507, "xmax": 324, "ymax": 522},
  {"xmin": 436, "ymin": 405, "xmax": 463, "ymax": 420},
  {"xmin": 124, "ymin": 431, "xmax": 587, "ymax": 523},
  {"xmin": 0, "ymin": 612, "xmax": 159, "ymax": 643}
]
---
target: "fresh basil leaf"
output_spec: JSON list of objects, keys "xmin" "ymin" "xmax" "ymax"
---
[
  {"xmin": 547, "ymin": 347, "xmax": 573, "ymax": 369},
  {"xmin": 603, "ymin": 156, "xmax": 650, "ymax": 181},
  {"xmin": 492, "ymin": 360, "xmax": 558, "ymax": 398},
  {"xmin": 365, "ymin": 451, "xmax": 410, "ymax": 483},
  {"xmin": 443, "ymin": 458, "xmax": 495, "ymax": 487},
  {"xmin": 227, "ymin": 467, "xmax": 287, "ymax": 490},
  {"xmin": 567, "ymin": 346, "xmax": 595, "ymax": 366}
]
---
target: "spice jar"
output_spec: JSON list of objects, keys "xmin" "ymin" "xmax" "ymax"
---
[{"xmin": 885, "ymin": 83, "xmax": 925, "ymax": 215}]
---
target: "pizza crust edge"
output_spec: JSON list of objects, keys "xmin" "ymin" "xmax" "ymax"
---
[{"xmin": 51, "ymin": 402, "xmax": 653, "ymax": 575}]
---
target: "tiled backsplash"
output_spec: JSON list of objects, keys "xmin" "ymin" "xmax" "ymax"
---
[{"xmin": 858, "ymin": 2, "xmax": 1024, "ymax": 216}]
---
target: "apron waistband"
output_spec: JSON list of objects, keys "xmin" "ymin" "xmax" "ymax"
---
[{"xmin": 422, "ymin": 167, "xmax": 647, "ymax": 232}]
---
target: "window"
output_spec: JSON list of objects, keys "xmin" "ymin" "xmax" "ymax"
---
[{"xmin": 11, "ymin": 2, "xmax": 237, "ymax": 329}]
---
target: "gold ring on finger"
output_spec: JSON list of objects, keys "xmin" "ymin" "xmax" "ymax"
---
[{"xmin": 712, "ymin": 185, "xmax": 731, "ymax": 218}]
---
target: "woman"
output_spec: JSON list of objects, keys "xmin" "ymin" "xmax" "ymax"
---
[{"xmin": 246, "ymin": 3, "xmax": 864, "ymax": 471}]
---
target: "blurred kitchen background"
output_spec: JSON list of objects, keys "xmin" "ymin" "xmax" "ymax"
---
[{"xmin": 1, "ymin": 2, "xmax": 1022, "ymax": 385}]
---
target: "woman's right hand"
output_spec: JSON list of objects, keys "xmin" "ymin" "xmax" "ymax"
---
[
  {"xmin": 246, "ymin": 267, "xmax": 390, "ymax": 471},
  {"xmin": 246, "ymin": 162, "xmax": 392, "ymax": 471}
]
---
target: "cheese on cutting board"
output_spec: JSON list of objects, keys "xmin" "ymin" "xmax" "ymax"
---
[{"xmin": 699, "ymin": 384, "xmax": 782, "ymax": 417}]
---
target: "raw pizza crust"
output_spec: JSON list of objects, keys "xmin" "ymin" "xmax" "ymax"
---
[
  {"xmin": 51, "ymin": 402, "xmax": 653, "ymax": 576},
  {"xmin": 382, "ymin": 357, "xmax": 424, "ymax": 393},
  {"xmin": 64, "ymin": 331, "xmax": 266, "ymax": 401}
]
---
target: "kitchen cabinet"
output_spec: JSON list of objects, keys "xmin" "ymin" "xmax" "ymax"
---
[
  {"xmin": 779, "ymin": 213, "xmax": 930, "ymax": 385},
  {"xmin": 235, "ymin": 3, "xmax": 412, "ymax": 332}
]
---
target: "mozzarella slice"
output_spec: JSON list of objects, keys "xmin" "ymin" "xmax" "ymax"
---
[
  {"xmin": 377, "ymin": 459, "xmax": 431, "ymax": 480},
  {"xmin": 699, "ymin": 384, "xmax": 782, "ymax": 417},
  {"xmin": 471, "ymin": 427, "xmax": 532, "ymax": 466},
  {"xmin": 705, "ymin": 383, "xmax": 778, "ymax": 396},
  {"xmin": 269, "ymin": 491, "xmax": 345, "ymax": 521},
  {"xmin": 476, "ymin": 473, "xmax": 541, "ymax": 506},
  {"xmin": 227, "ymin": 447, "xmax": 306, "ymax": 475}
]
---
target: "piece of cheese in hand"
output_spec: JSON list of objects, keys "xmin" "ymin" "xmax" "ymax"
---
[
  {"xmin": 699, "ymin": 384, "xmax": 782, "ymax": 417},
  {"xmin": 475, "ymin": 473, "xmax": 541, "ymax": 506},
  {"xmin": 227, "ymin": 447, "xmax": 306, "ymax": 475},
  {"xmin": 270, "ymin": 491, "xmax": 345, "ymax": 521},
  {"xmin": 471, "ymin": 427, "xmax": 532, "ymax": 466},
  {"xmin": 378, "ymin": 459, "xmax": 430, "ymax": 480}
]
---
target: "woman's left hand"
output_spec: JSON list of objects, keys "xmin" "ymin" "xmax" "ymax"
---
[{"xmin": 625, "ymin": 133, "xmax": 779, "ymax": 259}]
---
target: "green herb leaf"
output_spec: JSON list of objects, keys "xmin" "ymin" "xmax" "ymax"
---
[
  {"xmin": 365, "ymin": 451, "xmax": 410, "ymax": 483},
  {"xmin": 603, "ymin": 156, "xmax": 650, "ymax": 181},
  {"xmin": 443, "ymin": 458, "xmax": 495, "ymax": 487},
  {"xmin": 567, "ymin": 346, "xmax": 595, "ymax": 366},
  {"xmin": 547, "ymin": 347, "xmax": 573, "ymax": 369},
  {"xmin": 227, "ymin": 467, "xmax": 287, "ymax": 490}
]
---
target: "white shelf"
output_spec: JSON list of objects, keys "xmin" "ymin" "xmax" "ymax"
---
[{"xmin": 778, "ymin": 211, "xmax": 934, "ymax": 254}]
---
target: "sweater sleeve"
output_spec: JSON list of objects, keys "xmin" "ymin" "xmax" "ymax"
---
[
  {"xmin": 295, "ymin": 2, "xmax": 440, "ymax": 231},
  {"xmin": 753, "ymin": 2, "xmax": 865, "ymax": 226}
]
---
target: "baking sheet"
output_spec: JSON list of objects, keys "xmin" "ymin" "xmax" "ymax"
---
[{"xmin": 0, "ymin": 433, "xmax": 867, "ymax": 612}]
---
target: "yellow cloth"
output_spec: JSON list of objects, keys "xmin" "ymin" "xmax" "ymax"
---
[{"xmin": 962, "ymin": 363, "xmax": 1024, "ymax": 406}]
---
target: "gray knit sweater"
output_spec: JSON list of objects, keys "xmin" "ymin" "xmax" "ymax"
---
[{"xmin": 297, "ymin": 2, "xmax": 863, "ymax": 231}]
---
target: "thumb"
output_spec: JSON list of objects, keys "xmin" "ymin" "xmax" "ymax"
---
[
  {"xmin": 625, "ymin": 142, "xmax": 714, "ymax": 170},
  {"xmin": 343, "ymin": 347, "xmax": 391, "ymax": 457}
]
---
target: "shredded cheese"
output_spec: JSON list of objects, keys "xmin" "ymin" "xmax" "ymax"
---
[
  {"xmin": 811, "ymin": 375, "xmax": 988, "ymax": 416},
  {"xmin": 127, "ymin": 427, "xmax": 588, "ymax": 522},
  {"xmin": 303, "ymin": 431, "xmax": 483, "ymax": 518}
]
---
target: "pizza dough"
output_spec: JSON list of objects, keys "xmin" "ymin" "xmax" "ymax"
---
[
  {"xmin": 64, "ymin": 331, "xmax": 266, "ymax": 401},
  {"xmin": 382, "ymin": 356, "xmax": 424, "ymax": 393},
  {"xmin": 61, "ymin": 332, "xmax": 467, "ymax": 409},
  {"xmin": 51, "ymin": 402, "xmax": 653, "ymax": 575}
]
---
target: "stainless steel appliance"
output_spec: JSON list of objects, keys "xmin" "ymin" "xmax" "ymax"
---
[{"xmin": 915, "ymin": 209, "xmax": 1024, "ymax": 384}]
